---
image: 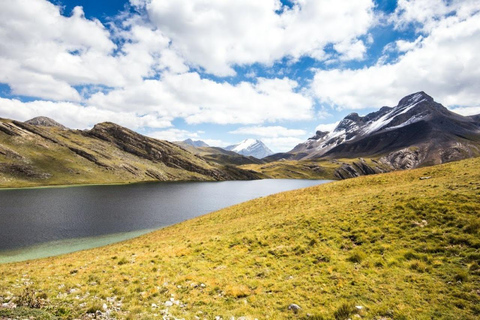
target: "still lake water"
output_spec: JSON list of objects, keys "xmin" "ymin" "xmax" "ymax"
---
[{"xmin": 0, "ymin": 179, "xmax": 329, "ymax": 263}]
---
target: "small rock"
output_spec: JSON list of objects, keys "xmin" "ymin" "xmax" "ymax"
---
[
  {"xmin": 355, "ymin": 306, "xmax": 364, "ymax": 310},
  {"xmin": 288, "ymin": 304, "xmax": 301, "ymax": 314},
  {"xmin": 165, "ymin": 301, "xmax": 173, "ymax": 307},
  {"xmin": 419, "ymin": 176, "xmax": 431, "ymax": 180}
]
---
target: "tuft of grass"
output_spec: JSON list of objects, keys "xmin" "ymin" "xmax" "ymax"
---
[
  {"xmin": 347, "ymin": 250, "xmax": 366, "ymax": 264},
  {"xmin": 334, "ymin": 302, "xmax": 357, "ymax": 320}
]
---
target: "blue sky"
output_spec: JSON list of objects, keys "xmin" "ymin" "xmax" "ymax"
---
[{"xmin": 0, "ymin": 0, "xmax": 479, "ymax": 151}]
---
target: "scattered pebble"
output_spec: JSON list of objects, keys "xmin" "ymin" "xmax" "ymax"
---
[{"xmin": 288, "ymin": 303, "xmax": 301, "ymax": 314}]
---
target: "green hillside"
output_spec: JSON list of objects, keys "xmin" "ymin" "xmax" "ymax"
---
[{"xmin": 0, "ymin": 158, "xmax": 479, "ymax": 319}]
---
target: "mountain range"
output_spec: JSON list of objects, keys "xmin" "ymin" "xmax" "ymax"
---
[
  {"xmin": 0, "ymin": 91, "xmax": 479, "ymax": 187},
  {"xmin": 269, "ymin": 92, "xmax": 480, "ymax": 170},
  {"xmin": 181, "ymin": 138, "xmax": 210, "ymax": 148}
]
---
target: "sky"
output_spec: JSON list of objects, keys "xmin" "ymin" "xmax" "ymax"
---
[{"xmin": 0, "ymin": 0, "xmax": 479, "ymax": 152}]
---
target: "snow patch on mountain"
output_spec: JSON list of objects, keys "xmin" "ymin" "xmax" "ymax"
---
[{"xmin": 225, "ymin": 139, "xmax": 274, "ymax": 159}]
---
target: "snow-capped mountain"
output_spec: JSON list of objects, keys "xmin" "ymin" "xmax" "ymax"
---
[
  {"xmin": 288, "ymin": 91, "xmax": 480, "ymax": 168},
  {"xmin": 225, "ymin": 139, "xmax": 274, "ymax": 159}
]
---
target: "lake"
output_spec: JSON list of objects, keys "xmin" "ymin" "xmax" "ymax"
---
[{"xmin": 0, "ymin": 179, "xmax": 329, "ymax": 263}]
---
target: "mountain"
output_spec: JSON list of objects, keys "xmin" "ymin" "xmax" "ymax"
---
[
  {"xmin": 24, "ymin": 116, "xmax": 67, "ymax": 129},
  {"xmin": 181, "ymin": 138, "xmax": 210, "ymax": 148},
  {"xmin": 0, "ymin": 117, "xmax": 259, "ymax": 188},
  {"xmin": 287, "ymin": 92, "xmax": 480, "ymax": 169},
  {"xmin": 174, "ymin": 140, "xmax": 264, "ymax": 166},
  {"xmin": 225, "ymin": 139, "xmax": 274, "ymax": 159}
]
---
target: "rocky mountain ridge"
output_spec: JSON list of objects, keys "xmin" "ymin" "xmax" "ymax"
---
[{"xmin": 285, "ymin": 91, "xmax": 480, "ymax": 171}]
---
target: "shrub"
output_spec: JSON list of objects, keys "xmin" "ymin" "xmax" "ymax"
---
[{"xmin": 15, "ymin": 287, "xmax": 43, "ymax": 309}]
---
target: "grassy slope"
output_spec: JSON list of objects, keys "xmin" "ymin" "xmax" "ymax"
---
[
  {"xmin": 0, "ymin": 158, "xmax": 479, "ymax": 319},
  {"xmin": 240, "ymin": 158, "xmax": 391, "ymax": 180}
]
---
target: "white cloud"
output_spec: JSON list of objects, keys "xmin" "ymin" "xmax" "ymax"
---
[
  {"xmin": 0, "ymin": 98, "xmax": 171, "ymax": 130},
  {"xmin": 334, "ymin": 39, "xmax": 367, "ymax": 61},
  {"xmin": 449, "ymin": 106, "xmax": 480, "ymax": 117},
  {"xmin": 88, "ymin": 73, "xmax": 314, "ymax": 125},
  {"xmin": 142, "ymin": 0, "xmax": 375, "ymax": 76},
  {"xmin": 0, "ymin": 0, "xmax": 116, "ymax": 100},
  {"xmin": 391, "ymin": 0, "xmax": 452, "ymax": 30},
  {"xmin": 262, "ymin": 137, "xmax": 306, "ymax": 153},
  {"xmin": 229, "ymin": 126, "xmax": 306, "ymax": 138},
  {"xmin": 0, "ymin": 0, "xmax": 189, "ymax": 101},
  {"xmin": 391, "ymin": 0, "xmax": 480, "ymax": 31},
  {"xmin": 203, "ymin": 139, "xmax": 230, "ymax": 148},
  {"xmin": 315, "ymin": 122, "xmax": 339, "ymax": 133},
  {"xmin": 148, "ymin": 128, "xmax": 200, "ymax": 141},
  {"xmin": 311, "ymin": 6, "xmax": 480, "ymax": 109}
]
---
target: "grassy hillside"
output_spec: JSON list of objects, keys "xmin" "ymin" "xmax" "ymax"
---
[
  {"xmin": 0, "ymin": 119, "xmax": 258, "ymax": 188},
  {"xmin": 0, "ymin": 158, "xmax": 479, "ymax": 319},
  {"xmin": 240, "ymin": 158, "xmax": 391, "ymax": 180}
]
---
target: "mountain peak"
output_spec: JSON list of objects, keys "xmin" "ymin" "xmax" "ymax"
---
[
  {"xmin": 24, "ymin": 116, "xmax": 67, "ymax": 129},
  {"xmin": 183, "ymin": 139, "xmax": 209, "ymax": 148},
  {"xmin": 397, "ymin": 91, "xmax": 434, "ymax": 108},
  {"xmin": 290, "ymin": 91, "xmax": 480, "ymax": 167},
  {"xmin": 225, "ymin": 139, "xmax": 273, "ymax": 159}
]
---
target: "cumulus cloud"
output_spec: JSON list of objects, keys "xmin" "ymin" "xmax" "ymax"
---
[
  {"xmin": 391, "ymin": 0, "xmax": 479, "ymax": 31},
  {"xmin": 229, "ymin": 126, "xmax": 306, "ymax": 138},
  {"xmin": 0, "ymin": 0, "xmax": 115, "ymax": 100},
  {"xmin": 88, "ymin": 73, "xmax": 314, "ymax": 125},
  {"xmin": 311, "ymin": 4, "xmax": 480, "ymax": 109},
  {"xmin": 262, "ymin": 137, "xmax": 306, "ymax": 153},
  {"xmin": 142, "ymin": 0, "xmax": 375, "ymax": 75},
  {"xmin": 0, "ymin": 98, "xmax": 171, "ymax": 130},
  {"xmin": 315, "ymin": 122, "xmax": 339, "ymax": 133},
  {"xmin": 449, "ymin": 106, "xmax": 480, "ymax": 117},
  {"xmin": 148, "ymin": 128, "xmax": 200, "ymax": 141},
  {"xmin": 0, "ymin": 0, "xmax": 189, "ymax": 101}
]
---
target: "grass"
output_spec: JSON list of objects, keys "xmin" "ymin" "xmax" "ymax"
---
[
  {"xmin": 240, "ymin": 157, "xmax": 391, "ymax": 180},
  {"xmin": 0, "ymin": 157, "xmax": 479, "ymax": 319}
]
